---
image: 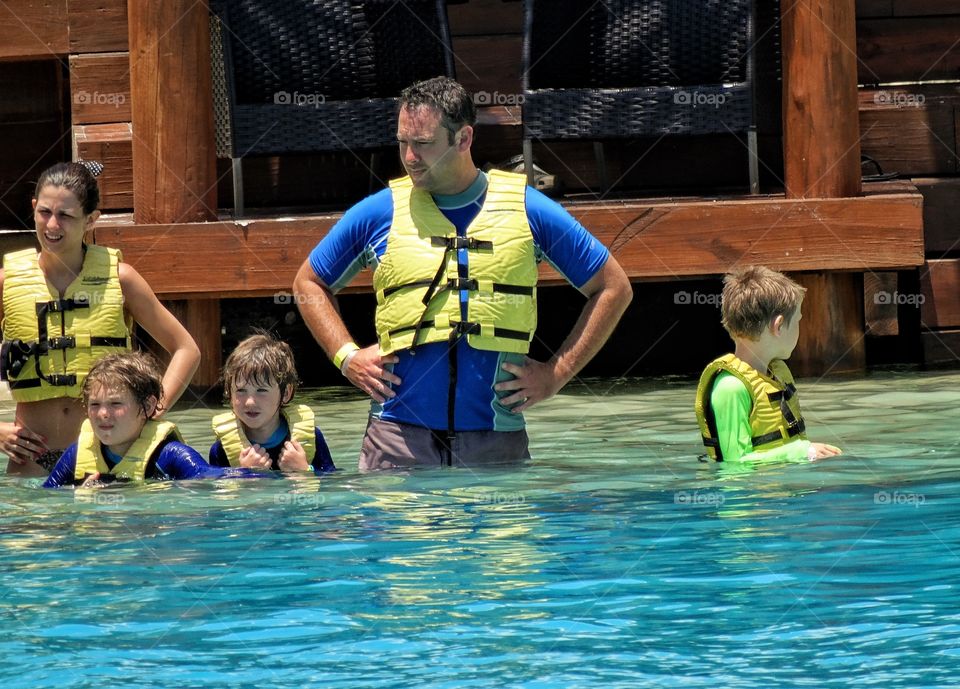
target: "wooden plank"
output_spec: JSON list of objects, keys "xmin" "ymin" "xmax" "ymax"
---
[
  {"xmin": 791, "ymin": 272, "xmax": 865, "ymax": 376},
  {"xmin": 859, "ymin": 86, "xmax": 957, "ymax": 176},
  {"xmin": 69, "ymin": 53, "xmax": 131, "ymax": 124},
  {"xmin": 857, "ymin": 0, "xmax": 893, "ymax": 16},
  {"xmin": 911, "ymin": 177, "xmax": 960, "ymax": 255},
  {"xmin": 921, "ymin": 259, "xmax": 960, "ymax": 327},
  {"xmin": 129, "ymin": 0, "xmax": 216, "ymax": 223},
  {"xmin": 0, "ymin": 0, "xmax": 69, "ymax": 59},
  {"xmin": 159, "ymin": 299, "xmax": 221, "ymax": 389},
  {"xmin": 783, "ymin": 0, "xmax": 861, "ymax": 198},
  {"xmin": 447, "ymin": 0, "xmax": 521, "ymax": 36},
  {"xmin": 921, "ymin": 328, "xmax": 960, "ymax": 365},
  {"xmin": 893, "ymin": 1, "xmax": 960, "ymax": 17},
  {"xmin": 73, "ymin": 123, "xmax": 133, "ymax": 210},
  {"xmin": 858, "ymin": 17, "xmax": 960, "ymax": 83},
  {"xmin": 94, "ymin": 189, "xmax": 924, "ymax": 298},
  {"xmin": 452, "ymin": 35, "xmax": 521, "ymax": 100},
  {"xmin": 864, "ymin": 271, "xmax": 900, "ymax": 336},
  {"xmin": 67, "ymin": 0, "xmax": 128, "ymax": 53}
]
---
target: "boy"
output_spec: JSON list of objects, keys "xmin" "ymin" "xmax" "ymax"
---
[
  {"xmin": 210, "ymin": 332, "xmax": 335, "ymax": 473},
  {"xmin": 44, "ymin": 353, "xmax": 226, "ymax": 487},
  {"xmin": 695, "ymin": 266, "xmax": 842, "ymax": 463}
]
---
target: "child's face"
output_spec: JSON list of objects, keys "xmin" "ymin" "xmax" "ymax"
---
[
  {"xmin": 86, "ymin": 384, "xmax": 148, "ymax": 453},
  {"xmin": 231, "ymin": 376, "xmax": 286, "ymax": 435}
]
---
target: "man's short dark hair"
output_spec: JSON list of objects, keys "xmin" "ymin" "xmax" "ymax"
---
[{"xmin": 400, "ymin": 76, "xmax": 477, "ymax": 144}]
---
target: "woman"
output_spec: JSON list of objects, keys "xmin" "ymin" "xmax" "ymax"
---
[{"xmin": 0, "ymin": 161, "xmax": 200, "ymax": 477}]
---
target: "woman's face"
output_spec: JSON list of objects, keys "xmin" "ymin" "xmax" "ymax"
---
[{"xmin": 32, "ymin": 185, "xmax": 98, "ymax": 256}]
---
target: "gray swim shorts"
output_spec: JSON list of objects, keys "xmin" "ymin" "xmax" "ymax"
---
[{"xmin": 358, "ymin": 418, "xmax": 530, "ymax": 471}]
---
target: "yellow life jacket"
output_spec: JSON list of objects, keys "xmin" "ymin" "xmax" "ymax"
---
[
  {"xmin": 373, "ymin": 170, "xmax": 538, "ymax": 355},
  {"xmin": 695, "ymin": 354, "xmax": 807, "ymax": 461},
  {"xmin": 211, "ymin": 404, "xmax": 316, "ymax": 468},
  {"xmin": 1, "ymin": 245, "xmax": 132, "ymax": 402},
  {"xmin": 73, "ymin": 418, "xmax": 183, "ymax": 481}
]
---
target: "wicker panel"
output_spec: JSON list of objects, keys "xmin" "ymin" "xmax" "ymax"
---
[
  {"xmin": 210, "ymin": 0, "xmax": 453, "ymax": 158},
  {"xmin": 523, "ymin": 0, "xmax": 759, "ymax": 143},
  {"xmin": 528, "ymin": 0, "xmax": 752, "ymax": 90},
  {"xmin": 524, "ymin": 84, "xmax": 753, "ymax": 140}
]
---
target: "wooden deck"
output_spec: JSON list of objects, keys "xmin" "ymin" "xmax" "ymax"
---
[{"xmin": 95, "ymin": 182, "xmax": 924, "ymax": 299}]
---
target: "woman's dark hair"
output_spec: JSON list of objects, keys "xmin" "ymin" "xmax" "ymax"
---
[{"xmin": 34, "ymin": 162, "xmax": 101, "ymax": 215}]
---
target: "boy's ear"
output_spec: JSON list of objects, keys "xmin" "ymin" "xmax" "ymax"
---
[
  {"xmin": 770, "ymin": 314, "xmax": 785, "ymax": 336},
  {"xmin": 143, "ymin": 395, "xmax": 159, "ymax": 418},
  {"xmin": 281, "ymin": 384, "xmax": 294, "ymax": 405}
]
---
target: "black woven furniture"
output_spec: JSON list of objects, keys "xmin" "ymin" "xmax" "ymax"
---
[
  {"xmin": 210, "ymin": 0, "xmax": 455, "ymax": 215},
  {"xmin": 522, "ymin": 0, "xmax": 760, "ymax": 194}
]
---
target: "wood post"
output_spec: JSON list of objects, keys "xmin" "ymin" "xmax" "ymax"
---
[
  {"xmin": 781, "ymin": 0, "xmax": 866, "ymax": 376},
  {"xmin": 128, "ymin": 0, "xmax": 221, "ymax": 388},
  {"xmin": 782, "ymin": 0, "xmax": 861, "ymax": 199},
  {"xmin": 790, "ymin": 272, "xmax": 865, "ymax": 377}
]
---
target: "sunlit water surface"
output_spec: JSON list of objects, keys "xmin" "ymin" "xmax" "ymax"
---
[{"xmin": 3, "ymin": 370, "xmax": 960, "ymax": 688}]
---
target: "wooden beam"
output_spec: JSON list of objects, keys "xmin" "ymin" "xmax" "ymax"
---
[
  {"xmin": 128, "ymin": 0, "xmax": 216, "ymax": 224},
  {"xmin": 67, "ymin": 0, "xmax": 128, "ymax": 54},
  {"xmin": 859, "ymin": 86, "xmax": 957, "ymax": 176},
  {"xmin": 858, "ymin": 17, "xmax": 960, "ymax": 83},
  {"xmin": 921, "ymin": 328, "xmax": 960, "ymax": 366},
  {"xmin": 69, "ymin": 53, "xmax": 131, "ymax": 124},
  {"xmin": 73, "ymin": 123, "xmax": 132, "ymax": 210},
  {"xmin": 782, "ymin": 0, "xmax": 861, "ymax": 199},
  {"xmin": 0, "ymin": 0, "xmax": 69, "ymax": 60},
  {"xmin": 912, "ymin": 177, "xmax": 960, "ymax": 255},
  {"xmin": 791, "ymin": 272, "xmax": 865, "ymax": 377},
  {"xmin": 94, "ymin": 188, "xmax": 924, "ymax": 298},
  {"xmin": 921, "ymin": 259, "xmax": 960, "ymax": 328}
]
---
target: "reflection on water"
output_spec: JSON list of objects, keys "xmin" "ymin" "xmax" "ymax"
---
[{"xmin": 2, "ymin": 370, "xmax": 960, "ymax": 688}]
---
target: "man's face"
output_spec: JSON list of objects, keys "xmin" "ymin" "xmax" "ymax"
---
[{"xmin": 397, "ymin": 105, "xmax": 461, "ymax": 193}]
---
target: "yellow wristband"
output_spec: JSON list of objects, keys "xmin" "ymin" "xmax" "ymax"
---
[{"xmin": 333, "ymin": 342, "xmax": 360, "ymax": 371}]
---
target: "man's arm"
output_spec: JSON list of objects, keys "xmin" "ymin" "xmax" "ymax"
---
[
  {"xmin": 292, "ymin": 261, "xmax": 400, "ymax": 403},
  {"xmin": 495, "ymin": 255, "xmax": 632, "ymax": 411}
]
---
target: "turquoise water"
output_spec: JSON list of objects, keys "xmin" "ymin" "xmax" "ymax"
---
[{"xmin": 3, "ymin": 370, "xmax": 960, "ymax": 687}]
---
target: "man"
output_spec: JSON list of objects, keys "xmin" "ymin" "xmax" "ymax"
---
[{"xmin": 294, "ymin": 76, "xmax": 632, "ymax": 470}]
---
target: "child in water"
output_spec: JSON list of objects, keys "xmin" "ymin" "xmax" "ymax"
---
[
  {"xmin": 44, "ymin": 352, "xmax": 230, "ymax": 487},
  {"xmin": 209, "ymin": 332, "xmax": 335, "ymax": 474},
  {"xmin": 694, "ymin": 265, "xmax": 842, "ymax": 463}
]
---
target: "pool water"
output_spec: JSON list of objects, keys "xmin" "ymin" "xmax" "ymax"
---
[{"xmin": 2, "ymin": 370, "xmax": 960, "ymax": 688}]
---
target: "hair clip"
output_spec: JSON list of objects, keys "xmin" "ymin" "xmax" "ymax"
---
[{"xmin": 77, "ymin": 159, "xmax": 104, "ymax": 178}]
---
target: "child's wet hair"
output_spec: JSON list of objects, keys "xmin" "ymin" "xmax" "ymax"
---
[
  {"xmin": 222, "ymin": 330, "xmax": 299, "ymax": 403},
  {"xmin": 34, "ymin": 162, "xmax": 101, "ymax": 215},
  {"xmin": 82, "ymin": 351, "xmax": 165, "ymax": 418},
  {"xmin": 721, "ymin": 265, "xmax": 807, "ymax": 340}
]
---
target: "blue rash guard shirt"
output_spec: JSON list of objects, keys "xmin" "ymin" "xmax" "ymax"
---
[
  {"xmin": 208, "ymin": 420, "xmax": 335, "ymax": 473},
  {"xmin": 43, "ymin": 439, "xmax": 239, "ymax": 488},
  {"xmin": 308, "ymin": 173, "xmax": 610, "ymax": 433}
]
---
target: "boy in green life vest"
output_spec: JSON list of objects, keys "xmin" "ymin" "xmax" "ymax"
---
[
  {"xmin": 209, "ymin": 332, "xmax": 335, "ymax": 474},
  {"xmin": 695, "ymin": 266, "xmax": 842, "ymax": 463}
]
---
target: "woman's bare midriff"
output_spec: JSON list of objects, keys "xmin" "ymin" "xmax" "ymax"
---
[{"xmin": 6, "ymin": 397, "xmax": 86, "ymax": 477}]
